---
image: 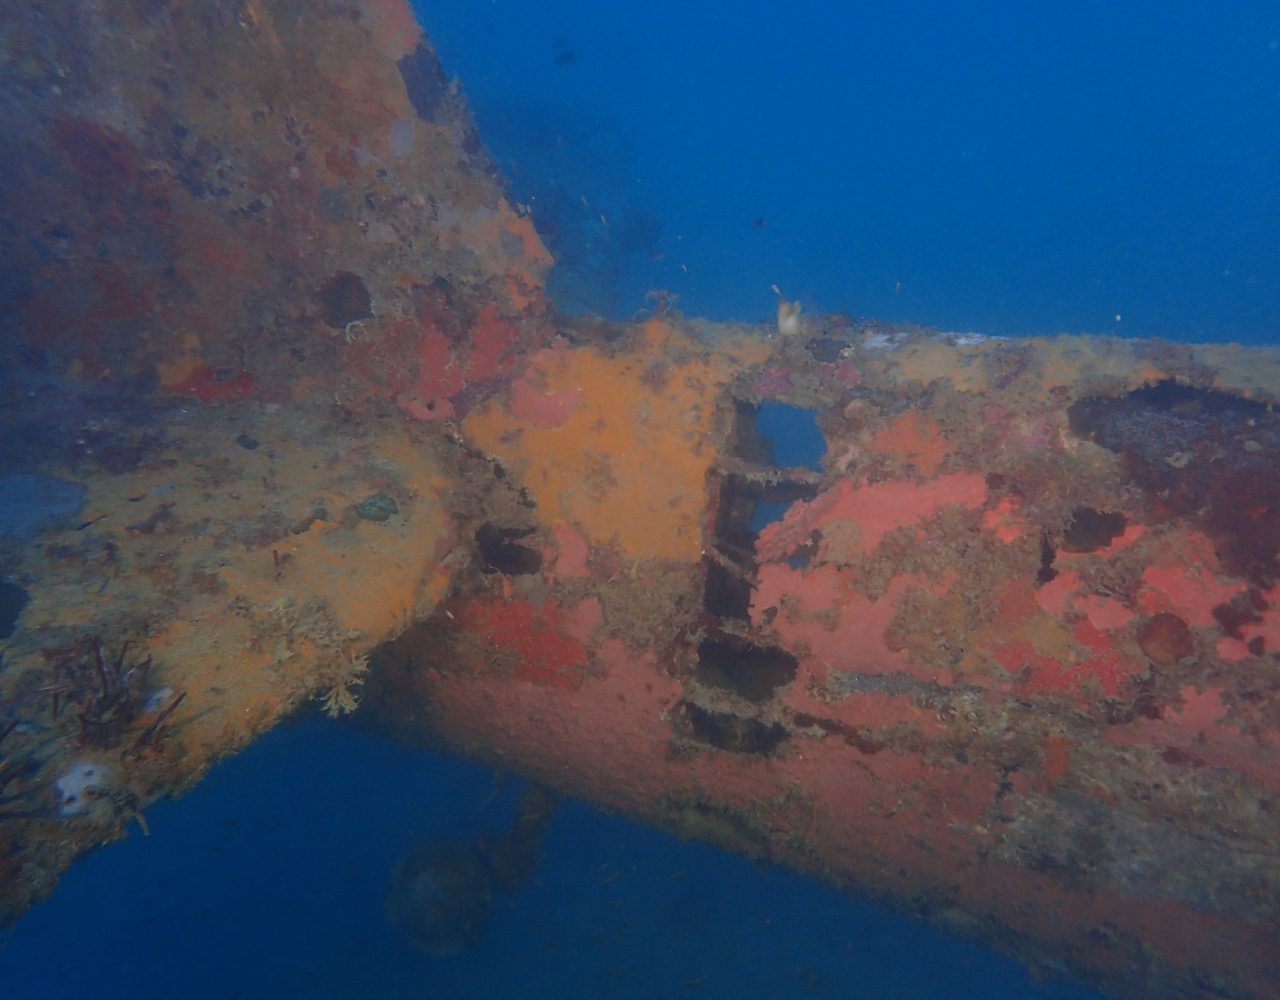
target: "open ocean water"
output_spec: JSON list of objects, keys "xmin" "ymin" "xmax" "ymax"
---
[
  {"xmin": 2, "ymin": 2, "xmax": 1277, "ymax": 998},
  {"xmin": 418, "ymin": 0, "xmax": 1279, "ymax": 343}
]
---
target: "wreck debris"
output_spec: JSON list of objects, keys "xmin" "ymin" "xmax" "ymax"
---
[
  {"xmin": 369, "ymin": 320, "xmax": 1280, "ymax": 1000},
  {"xmin": 386, "ymin": 783, "xmax": 558, "ymax": 955}
]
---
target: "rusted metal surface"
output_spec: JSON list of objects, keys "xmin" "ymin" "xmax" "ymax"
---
[{"xmin": 368, "ymin": 323, "xmax": 1280, "ymax": 999}]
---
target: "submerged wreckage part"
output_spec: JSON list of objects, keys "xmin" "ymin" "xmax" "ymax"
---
[
  {"xmin": 369, "ymin": 327, "xmax": 1280, "ymax": 1000},
  {"xmin": 0, "ymin": 1, "xmax": 1278, "ymax": 998},
  {"xmin": 0, "ymin": 0, "xmax": 547, "ymax": 921}
]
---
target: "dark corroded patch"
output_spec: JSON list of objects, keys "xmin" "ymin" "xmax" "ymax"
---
[
  {"xmin": 792, "ymin": 712, "xmax": 886, "ymax": 754},
  {"xmin": 0, "ymin": 580, "xmax": 30, "ymax": 639},
  {"xmin": 694, "ymin": 633, "xmax": 797, "ymax": 703},
  {"xmin": 398, "ymin": 44, "xmax": 451, "ymax": 121},
  {"xmin": 475, "ymin": 523, "xmax": 542, "ymax": 575},
  {"xmin": 682, "ymin": 702, "xmax": 789, "ymax": 756},
  {"xmin": 317, "ymin": 271, "xmax": 372, "ymax": 329},
  {"xmin": 703, "ymin": 559, "xmax": 753, "ymax": 620},
  {"xmin": 1061, "ymin": 507, "xmax": 1127, "ymax": 553},
  {"xmin": 1068, "ymin": 381, "xmax": 1280, "ymax": 588}
]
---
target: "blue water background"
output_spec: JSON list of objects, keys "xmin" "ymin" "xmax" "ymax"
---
[{"xmin": 418, "ymin": 0, "xmax": 1279, "ymax": 343}]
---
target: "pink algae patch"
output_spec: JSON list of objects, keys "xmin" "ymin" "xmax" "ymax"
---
[
  {"xmin": 1138, "ymin": 563, "xmax": 1243, "ymax": 628},
  {"xmin": 753, "ymin": 366, "xmax": 793, "ymax": 395},
  {"xmin": 1035, "ymin": 570, "xmax": 1134, "ymax": 629},
  {"xmin": 399, "ymin": 328, "xmax": 464, "ymax": 421},
  {"xmin": 1035, "ymin": 570, "xmax": 1081, "ymax": 617},
  {"xmin": 546, "ymin": 521, "xmax": 591, "ymax": 578},
  {"xmin": 1071, "ymin": 621, "xmax": 1145, "ymax": 696},
  {"xmin": 364, "ymin": 0, "xmax": 422, "ymax": 59},
  {"xmin": 1217, "ymin": 636, "xmax": 1254, "ymax": 662},
  {"xmin": 833, "ymin": 361, "xmax": 861, "ymax": 387},
  {"xmin": 1135, "ymin": 528, "xmax": 1243, "ymax": 627},
  {"xmin": 464, "ymin": 305, "xmax": 521, "ymax": 383},
  {"xmin": 1166, "ymin": 685, "xmax": 1229, "ymax": 733},
  {"xmin": 868, "ymin": 412, "xmax": 951, "ymax": 477},
  {"xmin": 508, "ymin": 374, "xmax": 582, "ymax": 428},
  {"xmin": 982, "ymin": 496, "xmax": 1029, "ymax": 543},
  {"xmin": 562, "ymin": 596, "xmax": 603, "ymax": 645},
  {"xmin": 752, "ymin": 564, "xmax": 948, "ymax": 684},
  {"xmin": 757, "ymin": 473, "xmax": 986, "ymax": 561},
  {"xmin": 1077, "ymin": 594, "xmax": 1134, "ymax": 631}
]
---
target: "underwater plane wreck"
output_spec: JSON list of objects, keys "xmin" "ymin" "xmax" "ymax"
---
[{"xmin": 1, "ymin": 2, "xmax": 1278, "ymax": 997}]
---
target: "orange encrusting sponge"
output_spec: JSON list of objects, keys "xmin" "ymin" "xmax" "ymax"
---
[{"xmin": 464, "ymin": 323, "xmax": 734, "ymax": 562}]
